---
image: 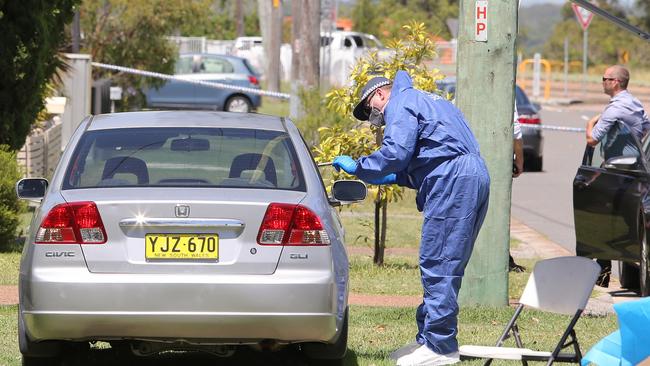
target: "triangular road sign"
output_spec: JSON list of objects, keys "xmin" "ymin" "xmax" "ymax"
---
[{"xmin": 572, "ymin": 3, "xmax": 594, "ymax": 31}]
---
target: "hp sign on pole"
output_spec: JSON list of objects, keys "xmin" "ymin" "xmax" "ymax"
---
[{"xmin": 572, "ymin": 2, "xmax": 594, "ymax": 95}]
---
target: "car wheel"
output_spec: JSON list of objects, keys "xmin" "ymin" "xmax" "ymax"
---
[
  {"xmin": 302, "ymin": 307, "xmax": 348, "ymax": 362},
  {"xmin": 618, "ymin": 261, "xmax": 639, "ymax": 290},
  {"xmin": 640, "ymin": 218, "xmax": 650, "ymax": 297},
  {"xmin": 225, "ymin": 95, "xmax": 253, "ymax": 113}
]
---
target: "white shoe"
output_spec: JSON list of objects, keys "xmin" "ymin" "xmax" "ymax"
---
[
  {"xmin": 390, "ymin": 341, "xmax": 422, "ymax": 360},
  {"xmin": 396, "ymin": 344, "xmax": 460, "ymax": 366}
]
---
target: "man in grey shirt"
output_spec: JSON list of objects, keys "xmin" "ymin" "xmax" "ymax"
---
[
  {"xmin": 586, "ymin": 65, "xmax": 650, "ymax": 146},
  {"xmin": 585, "ymin": 64, "xmax": 650, "ymax": 287}
]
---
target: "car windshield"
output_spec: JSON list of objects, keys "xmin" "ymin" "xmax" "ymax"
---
[{"xmin": 63, "ymin": 127, "xmax": 305, "ymax": 191}]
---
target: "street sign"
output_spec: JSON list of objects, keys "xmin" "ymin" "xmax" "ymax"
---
[
  {"xmin": 572, "ymin": 3, "xmax": 594, "ymax": 31},
  {"xmin": 475, "ymin": 0, "xmax": 488, "ymax": 42}
]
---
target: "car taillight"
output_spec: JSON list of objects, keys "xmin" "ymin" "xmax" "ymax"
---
[
  {"xmin": 248, "ymin": 75, "xmax": 259, "ymax": 85},
  {"xmin": 36, "ymin": 202, "xmax": 107, "ymax": 244},
  {"xmin": 257, "ymin": 203, "xmax": 330, "ymax": 246},
  {"xmin": 518, "ymin": 114, "xmax": 541, "ymax": 124}
]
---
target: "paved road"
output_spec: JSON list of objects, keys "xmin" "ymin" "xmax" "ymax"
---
[{"xmin": 511, "ymin": 103, "xmax": 603, "ymax": 253}]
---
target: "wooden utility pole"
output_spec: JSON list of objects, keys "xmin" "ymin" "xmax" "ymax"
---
[
  {"xmin": 258, "ymin": 0, "xmax": 282, "ymax": 92},
  {"xmin": 299, "ymin": 0, "xmax": 320, "ymax": 88},
  {"xmin": 289, "ymin": 0, "xmax": 320, "ymax": 119},
  {"xmin": 290, "ymin": 0, "xmax": 302, "ymax": 118},
  {"xmin": 235, "ymin": 0, "xmax": 244, "ymax": 38},
  {"xmin": 455, "ymin": 0, "xmax": 518, "ymax": 306}
]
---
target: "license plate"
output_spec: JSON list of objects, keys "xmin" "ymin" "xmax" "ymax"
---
[{"xmin": 145, "ymin": 234, "xmax": 218, "ymax": 260}]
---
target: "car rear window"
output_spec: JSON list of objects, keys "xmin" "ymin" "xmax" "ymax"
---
[
  {"xmin": 242, "ymin": 59, "xmax": 260, "ymax": 76},
  {"xmin": 63, "ymin": 127, "xmax": 305, "ymax": 191},
  {"xmin": 200, "ymin": 57, "xmax": 234, "ymax": 74}
]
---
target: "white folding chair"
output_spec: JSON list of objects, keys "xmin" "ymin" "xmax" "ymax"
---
[{"xmin": 460, "ymin": 256, "xmax": 601, "ymax": 366}]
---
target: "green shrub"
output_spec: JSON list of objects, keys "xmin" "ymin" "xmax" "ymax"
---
[
  {"xmin": 294, "ymin": 87, "xmax": 348, "ymax": 148},
  {"xmin": 0, "ymin": 145, "xmax": 26, "ymax": 251}
]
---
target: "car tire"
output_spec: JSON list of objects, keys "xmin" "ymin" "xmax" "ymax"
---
[
  {"xmin": 302, "ymin": 307, "xmax": 348, "ymax": 362},
  {"xmin": 225, "ymin": 95, "xmax": 253, "ymax": 113},
  {"xmin": 618, "ymin": 261, "xmax": 639, "ymax": 290},
  {"xmin": 640, "ymin": 218, "xmax": 650, "ymax": 297}
]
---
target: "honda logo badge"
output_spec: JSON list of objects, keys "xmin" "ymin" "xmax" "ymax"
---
[{"xmin": 175, "ymin": 204, "xmax": 190, "ymax": 218}]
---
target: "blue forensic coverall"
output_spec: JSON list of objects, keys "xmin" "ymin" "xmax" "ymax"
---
[{"xmin": 354, "ymin": 71, "xmax": 490, "ymax": 354}]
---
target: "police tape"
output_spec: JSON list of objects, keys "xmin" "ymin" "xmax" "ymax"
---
[
  {"xmin": 520, "ymin": 124, "xmax": 586, "ymax": 133},
  {"xmin": 91, "ymin": 62, "xmax": 291, "ymax": 100}
]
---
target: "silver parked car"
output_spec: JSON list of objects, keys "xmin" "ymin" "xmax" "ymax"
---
[{"xmin": 16, "ymin": 111, "xmax": 366, "ymax": 365}]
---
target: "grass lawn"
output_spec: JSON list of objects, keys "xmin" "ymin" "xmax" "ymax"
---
[
  {"xmin": 351, "ymin": 254, "xmax": 543, "ymax": 301},
  {"xmin": 0, "ymin": 306, "xmax": 19, "ymax": 366},
  {"xmin": 0, "ymin": 253, "xmax": 20, "ymax": 286},
  {"xmin": 349, "ymin": 305, "xmax": 617, "ymax": 366},
  {"xmin": 257, "ymin": 96, "xmax": 289, "ymax": 117}
]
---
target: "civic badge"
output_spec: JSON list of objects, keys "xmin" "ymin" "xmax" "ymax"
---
[{"xmin": 175, "ymin": 204, "xmax": 190, "ymax": 218}]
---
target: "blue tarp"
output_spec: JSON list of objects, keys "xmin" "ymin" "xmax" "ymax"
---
[{"xmin": 582, "ymin": 297, "xmax": 650, "ymax": 366}]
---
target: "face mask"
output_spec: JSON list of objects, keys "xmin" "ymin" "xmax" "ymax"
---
[{"xmin": 368, "ymin": 107, "xmax": 385, "ymax": 127}]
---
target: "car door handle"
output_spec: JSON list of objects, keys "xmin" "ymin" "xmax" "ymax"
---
[{"xmin": 574, "ymin": 175, "xmax": 590, "ymax": 189}]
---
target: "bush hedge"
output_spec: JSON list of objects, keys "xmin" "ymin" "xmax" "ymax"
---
[{"xmin": 0, "ymin": 145, "xmax": 25, "ymax": 251}]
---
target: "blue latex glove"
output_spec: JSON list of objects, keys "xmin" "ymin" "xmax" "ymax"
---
[
  {"xmin": 332, "ymin": 155, "xmax": 358, "ymax": 174},
  {"xmin": 366, "ymin": 173, "xmax": 397, "ymax": 185}
]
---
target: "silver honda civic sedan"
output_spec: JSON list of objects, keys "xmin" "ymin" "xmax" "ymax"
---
[{"xmin": 15, "ymin": 111, "xmax": 366, "ymax": 365}]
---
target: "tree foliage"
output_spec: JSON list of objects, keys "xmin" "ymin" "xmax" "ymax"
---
[
  {"xmin": 80, "ymin": 0, "xmax": 213, "ymax": 109},
  {"xmin": 314, "ymin": 22, "xmax": 444, "ymax": 265},
  {"xmin": 324, "ymin": 22, "xmax": 443, "ymax": 119},
  {"xmin": 0, "ymin": 0, "xmax": 77, "ymax": 151},
  {"xmin": 541, "ymin": 1, "xmax": 649, "ymax": 67},
  {"xmin": 178, "ymin": 0, "xmax": 260, "ymax": 40},
  {"xmin": 0, "ymin": 145, "xmax": 26, "ymax": 250},
  {"xmin": 352, "ymin": 0, "xmax": 458, "ymax": 41}
]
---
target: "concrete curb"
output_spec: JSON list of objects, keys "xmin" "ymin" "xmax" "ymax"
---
[{"xmin": 510, "ymin": 217, "xmax": 573, "ymax": 260}]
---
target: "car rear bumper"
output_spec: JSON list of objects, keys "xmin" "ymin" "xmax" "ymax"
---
[
  {"xmin": 21, "ymin": 269, "xmax": 339, "ymax": 343},
  {"xmin": 24, "ymin": 311, "xmax": 335, "ymax": 344}
]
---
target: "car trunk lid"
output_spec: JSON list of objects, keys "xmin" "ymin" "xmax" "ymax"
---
[{"xmin": 60, "ymin": 188, "xmax": 306, "ymax": 274}]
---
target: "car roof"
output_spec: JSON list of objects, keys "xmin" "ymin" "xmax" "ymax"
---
[{"xmin": 87, "ymin": 111, "xmax": 287, "ymax": 131}]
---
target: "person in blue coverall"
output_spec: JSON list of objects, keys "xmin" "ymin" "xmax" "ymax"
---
[{"xmin": 332, "ymin": 71, "xmax": 490, "ymax": 366}]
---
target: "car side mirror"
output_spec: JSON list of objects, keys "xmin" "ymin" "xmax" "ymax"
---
[
  {"xmin": 16, "ymin": 178, "xmax": 49, "ymax": 199},
  {"xmin": 602, "ymin": 156, "xmax": 641, "ymax": 172},
  {"xmin": 330, "ymin": 180, "xmax": 367, "ymax": 206}
]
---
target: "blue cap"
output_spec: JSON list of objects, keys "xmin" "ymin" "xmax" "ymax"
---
[{"xmin": 353, "ymin": 76, "xmax": 391, "ymax": 121}]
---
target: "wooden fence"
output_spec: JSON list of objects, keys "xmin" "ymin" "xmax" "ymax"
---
[{"xmin": 17, "ymin": 121, "xmax": 62, "ymax": 179}]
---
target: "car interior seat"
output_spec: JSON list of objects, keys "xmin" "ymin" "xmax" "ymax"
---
[
  {"xmin": 229, "ymin": 153, "xmax": 277, "ymax": 186},
  {"xmin": 101, "ymin": 156, "xmax": 150, "ymax": 185}
]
